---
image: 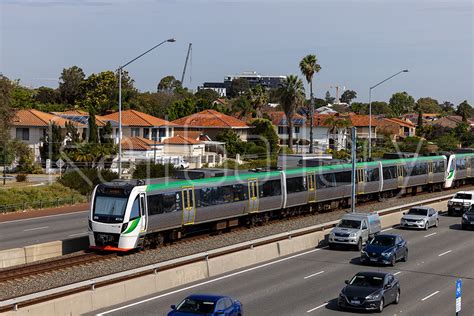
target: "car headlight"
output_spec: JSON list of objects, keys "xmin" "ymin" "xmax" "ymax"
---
[
  {"xmin": 463, "ymin": 202, "xmax": 470, "ymax": 206},
  {"xmin": 366, "ymin": 292, "xmax": 382, "ymax": 300},
  {"xmin": 381, "ymin": 252, "xmax": 392, "ymax": 257},
  {"xmin": 349, "ymin": 233, "xmax": 357, "ymax": 237},
  {"xmin": 417, "ymin": 220, "xmax": 424, "ymax": 223}
]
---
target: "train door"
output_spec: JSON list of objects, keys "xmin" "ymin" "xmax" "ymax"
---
[
  {"xmin": 467, "ymin": 158, "xmax": 473, "ymax": 177},
  {"xmin": 357, "ymin": 169, "xmax": 365, "ymax": 194},
  {"xmin": 247, "ymin": 179, "xmax": 259, "ymax": 213},
  {"xmin": 181, "ymin": 186, "xmax": 196, "ymax": 225},
  {"xmin": 397, "ymin": 165, "xmax": 405, "ymax": 187},
  {"xmin": 307, "ymin": 173, "xmax": 316, "ymax": 203},
  {"xmin": 428, "ymin": 162, "xmax": 434, "ymax": 183},
  {"xmin": 139, "ymin": 193, "xmax": 147, "ymax": 232}
]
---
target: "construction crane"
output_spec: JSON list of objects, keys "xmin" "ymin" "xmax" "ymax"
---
[{"xmin": 181, "ymin": 43, "xmax": 192, "ymax": 85}]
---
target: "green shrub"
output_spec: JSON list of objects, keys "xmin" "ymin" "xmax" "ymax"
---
[
  {"xmin": 58, "ymin": 168, "xmax": 118, "ymax": 195},
  {"xmin": 16, "ymin": 173, "xmax": 27, "ymax": 182}
]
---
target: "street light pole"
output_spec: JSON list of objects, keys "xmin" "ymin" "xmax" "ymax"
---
[
  {"xmin": 368, "ymin": 69, "xmax": 409, "ymax": 160},
  {"xmin": 117, "ymin": 38, "xmax": 176, "ymax": 178}
]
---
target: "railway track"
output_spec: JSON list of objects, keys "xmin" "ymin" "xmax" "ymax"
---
[{"xmin": 0, "ymin": 252, "xmax": 116, "ymax": 284}]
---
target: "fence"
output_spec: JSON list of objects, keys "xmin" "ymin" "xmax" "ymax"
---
[{"xmin": 0, "ymin": 195, "xmax": 89, "ymax": 214}]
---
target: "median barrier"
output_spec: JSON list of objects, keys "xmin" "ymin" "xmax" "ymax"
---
[
  {"xmin": 0, "ymin": 248, "xmax": 25, "ymax": 268},
  {"xmin": 24, "ymin": 241, "xmax": 62, "ymax": 263}
]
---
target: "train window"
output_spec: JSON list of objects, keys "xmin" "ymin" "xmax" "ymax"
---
[
  {"xmin": 367, "ymin": 168, "xmax": 380, "ymax": 182},
  {"xmin": 434, "ymin": 161, "xmax": 445, "ymax": 173},
  {"xmin": 259, "ymin": 180, "xmax": 282, "ymax": 198},
  {"xmin": 456, "ymin": 159, "xmax": 467, "ymax": 170},
  {"xmin": 130, "ymin": 197, "xmax": 140, "ymax": 220},
  {"xmin": 334, "ymin": 171, "xmax": 351, "ymax": 186},
  {"xmin": 146, "ymin": 193, "xmax": 179, "ymax": 215},
  {"xmin": 233, "ymin": 184, "xmax": 248, "ymax": 201},
  {"xmin": 316, "ymin": 173, "xmax": 336, "ymax": 189},
  {"xmin": 286, "ymin": 177, "xmax": 306, "ymax": 193},
  {"xmin": 198, "ymin": 187, "xmax": 214, "ymax": 207},
  {"xmin": 382, "ymin": 166, "xmax": 397, "ymax": 179}
]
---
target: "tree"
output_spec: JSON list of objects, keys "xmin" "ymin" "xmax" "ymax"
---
[
  {"xmin": 194, "ymin": 89, "xmax": 220, "ymax": 104},
  {"xmin": 34, "ymin": 86, "xmax": 60, "ymax": 104},
  {"xmin": 0, "ymin": 75, "xmax": 14, "ymax": 142},
  {"xmin": 247, "ymin": 85, "xmax": 269, "ymax": 118},
  {"xmin": 100, "ymin": 121, "xmax": 113, "ymax": 144},
  {"xmin": 65, "ymin": 121, "xmax": 80, "ymax": 144},
  {"xmin": 416, "ymin": 109, "xmax": 423, "ymax": 131},
  {"xmin": 131, "ymin": 92, "xmax": 180, "ymax": 118},
  {"xmin": 299, "ymin": 54, "xmax": 322, "ymax": 153},
  {"xmin": 398, "ymin": 136, "xmax": 428, "ymax": 154},
  {"xmin": 325, "ymin": 91, "xmax": 335, "ymax": 104},
  {"xmin": 277, "ymin": 75, "xmax": 305, "ymax": 151},
  {"xmin": 166, "ymin": 98, "xmax": 196, "ymax": 121},
  {"xmin": 216, "ymin": 130, "xmax": 246, "ymax": 156},
  {"xmin": 456, "ymin": 100, "xmax": 473, "ymax": 122},
  {"xmin": 40, "ymin": 123, "xmax": 64, "ymax": 161},
  {"xmin": 81, "ymin": 71, "xmax": 116, "ymax": 114},
  {"xmin": 323, "ymin": 116, "xmax": 351, "ymax": 150},
  {"xmin": 231, "ymin": 96, "xmax": 253, "ymax": 119},
  {"xmin": 436, "ymin": 134, "xmax": 459, "ymax": 151},
  {"xmin": 415, "ymin": 97, "xmax": 441, "ymax": 114},
  {"xmin": 157, "ymin": 75, "xmax": 181, "ymax": 93},
  {"xmin": 340, "ymin": 90, "xmax": 357, "ymax": 104},
  {"xmin": 389, "ymin": 92, "xmax": 415, "ymax": 116},
  {"xmin": 249, "ymin": 118, "xmax": 279, "ymax": 155},
  {"xmin": 351, "ymin": 102, "xmax": 368, "ymax": 114},
  {"xmin": 59, "ymin": 66, "xmax": 85, "ymax": 105},
  {"xmin": 10, "ymin": 83, "xmax": 35, "ymax": 109},
  {"xmin": 88, "ymin": 106, "xmax": 99, "ymax": 143},
  {"xmin": 439, "ymin": 101, "xmax": 455, "ymax": 115},
  {"xmin": 230, "ymin": 78, "xmax": 250, "ymax": 98}
]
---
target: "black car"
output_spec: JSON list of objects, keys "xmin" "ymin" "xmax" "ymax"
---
[
  {"xmin": 462, "ymin": 206, "xmax": 474, "ymax": 230},
  {"xmin": 338, "ymin": 272, "xmax": 400, "ymax": 313},
  {"xmin": 360, "ymin": 234, "xmax": 408, "ymax": 266}
]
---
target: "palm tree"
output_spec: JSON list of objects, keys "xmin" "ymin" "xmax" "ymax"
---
[
  {"xmin": 248, "ymin": 85, "xmax": 268, "ymax": 118},
  {"xmin": 299, "ymin": 54, "xmax": 321, "ymax": 153},
  {"xmin": 324, "ymin": 116, "xmax": 351, "ymax": 150},
  {"xmin": 278, "ymin": 75, "xmax": 305, "ymax": 151}
]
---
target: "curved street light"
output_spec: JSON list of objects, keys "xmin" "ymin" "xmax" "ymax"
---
[{"xmin": 117, "ymin": 38, "xmax": 176, "ymax": 178}]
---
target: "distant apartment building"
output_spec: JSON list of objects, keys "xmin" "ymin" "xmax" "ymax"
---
[{"xmin": 199, "ymin": 71, "xmax": 286, "ymax": 97}]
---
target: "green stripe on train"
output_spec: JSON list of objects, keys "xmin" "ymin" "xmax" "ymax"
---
[
  {"xmin": 146, "ymin": 155, "xmax": 447, "ymax": 192},
  {"xmin": 123, "ymin": 218, "xmax": 140, "ymax": 234}
]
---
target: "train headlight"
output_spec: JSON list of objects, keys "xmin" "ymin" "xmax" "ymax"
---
[{"xmin": 121, "ymin": 223, "xmax": 129, "ymax": 233}]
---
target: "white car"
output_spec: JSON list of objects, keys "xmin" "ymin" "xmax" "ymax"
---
[
  {"xmin": 448, "ymin": 191, "xmax": 474, "ymax": 216},
  {"xmin": 400, "ymin": 206, "xmax": 439, "ymax": 230}
]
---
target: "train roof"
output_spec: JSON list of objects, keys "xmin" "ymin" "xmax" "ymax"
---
[{"xmin": 144, "ymin": 155, "xmax": 448, "ymax": 192}]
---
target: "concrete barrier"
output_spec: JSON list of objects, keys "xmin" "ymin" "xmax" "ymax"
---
[
  {"xmin": 24, "ymin": 241, "xmax": 62, "ymax": 264},
  {"xmin": 0, "ymin": 248, "xmax": 26, "ymax": 268}
]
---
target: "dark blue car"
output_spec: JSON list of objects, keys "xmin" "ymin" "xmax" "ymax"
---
[
  {"xmin": 168, "ymin": 294, "xmax": 243, "ymax": 316},
  {"xmin": 360, "ymin": 234, "xmax": 408, "ymax": 266}
]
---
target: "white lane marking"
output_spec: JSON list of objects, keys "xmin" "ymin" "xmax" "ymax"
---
[
  {"xmin": 307, "ymin": 302, "xmax": 328, "ymax": 313},
  {"xmin": 96, "ymin": 248, "xmax": 322, "ymax": 315},
  {"xmin": 381, "ymin": 227, "xmax": 393, "ymax": 232},
  {"xmin": 68, "ymin": 232, "xmax": 87, "ymax": 237},
  {"xmin": 421, "ymin": 291, "xmax": 440, "ymax": 301},
  {"xmin": 438, "ymin": 250, "xmax": 452, "ymax": 257},
  {"xmin": 304, "ymin": 270, "xmax": 325, "ymax": 279},
  {"xmin": 393, "ymin": 271, "xmax": 401, "ymax": 275},
  {"xmin": 424, "ymin": 232, "xmax": 437, "ymax": 238},
  {"xmin": 0, "ymin": 210, "xmax": 88, "ymax": 225},
  {"xmin": 23, "ymin": 226, "xmax": 49, "ymax": 232}
]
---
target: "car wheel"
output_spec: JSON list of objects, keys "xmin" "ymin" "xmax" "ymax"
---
[
  {"xmin": 424, "ymin": 222, "xmax": 429, "ymax": 230},
  {"xmin": 328, "ymin": 243, "xmax": 335, "ymax": 250},
  {"xmin": 402, "ymin": 250, "xmax": 408, "ymax": 262},
  {"xmin": 435, "ymin": 219, "xmax": 439, "ymax": 227},
  {"xmin": 390, "ymin": 255, "xmax": 396, "ymax": 266},
  {"xmin": 394, "ymin": 289, "xmax": 400, "ymax": 304},
  {"xmin": 377, "ymin": 298, "xmax": 384, "ymax": 313},
  {"xmin": 357, "ymin": 238, "xmax": 363, "ymax": 251}
]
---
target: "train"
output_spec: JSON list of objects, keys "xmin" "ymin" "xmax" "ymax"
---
[{"xmin": 88, "ymin": 153, "xmax": 474, "ymax": 251}]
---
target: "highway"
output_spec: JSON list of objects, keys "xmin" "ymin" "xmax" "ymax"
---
[
  {"xmin": 92, "ymin": 201, "xmax": 474, "ymax": 316},
  {"xmin": 0, "ymin": 210, "xmax": 89, "ymax": 250}
]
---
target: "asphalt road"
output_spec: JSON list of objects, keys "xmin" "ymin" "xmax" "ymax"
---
[
  {"xmin": 92, "ymin": 202, "xmax": 474, "ymax": 316},
  {"xmin": 0, "ymin": 210, "xmax": 89, "ymax": 250}
]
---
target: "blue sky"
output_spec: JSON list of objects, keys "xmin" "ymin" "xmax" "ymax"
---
[{"xmin": 1, "ymin": 0, "xmax": 473, "ymax": 105}]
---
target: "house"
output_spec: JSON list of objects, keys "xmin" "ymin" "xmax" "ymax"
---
[
  {"xmin": 402, "ymin": 113, "xmax": 440, "ymax": 124},
  {"xmin": 347, "ymin": 114, "xmax": 379, "ymax": 140},
  {"xmin": 10, "ymin": 109, "xmax": 86, "ymax": 161},
  {"xmin": 101, "ymin": 109, "xmax": 176, "ymax": 143},
  {"xmin": 427, "ymin": 115, "xmax": 474, "ymax": 129},
  {"xmin": 172, "ymin": 109, "xmax": 251, "ymax": 141},
  {"xmin": 315, "ymin": 106, "xmax": 338, "ymax": 115},
  {"xmin": 378, "ymin": 117, "xmax": 416, "ymax": 140},
  {"xmin": 267, "ymin": 111, "xmax": 306, "ymax": 144}
]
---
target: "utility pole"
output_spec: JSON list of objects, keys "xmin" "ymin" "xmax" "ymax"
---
[
  {"xmin": 181, "ymin": 43, "xmax": 192, "ymax": 85},
  {"xmin": 351, "ymin": 127, "xmax": 357, "ymax": 213}
]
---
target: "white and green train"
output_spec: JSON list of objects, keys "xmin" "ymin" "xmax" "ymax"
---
[{"xmin": 89, "ymin": 153, "xmax": 474, "ymax": 251}]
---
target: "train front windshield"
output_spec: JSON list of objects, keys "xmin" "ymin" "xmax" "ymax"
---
[{"xmin": 93, "ymin": 195, "xmax": 128, "ymax": 223}]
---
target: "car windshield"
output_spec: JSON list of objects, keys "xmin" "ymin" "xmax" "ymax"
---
[
  {"xmin": 338, "ymin": 219, "xmax": 361, "ymax": 229},
  {"xmin": 454, "ymin": 193, "xmax": 472, "ymax": 200},
  {"xmin": 93, "ymin": 195, "xmax": 128, "ymax": 223},
  {"xmin": 407, "ymin": 208, "xmax": 427, "ymax": 216},
  {"xmin": 370, "ymin": 236, "xmax": 396, "ymax": 247},
  {"xmin": 176, "ymin": 298, "xmax": 216, "ymax": 314},
  {"xmin": 349, "ymin": 275, "xmax": 384, "ymax": 288}
]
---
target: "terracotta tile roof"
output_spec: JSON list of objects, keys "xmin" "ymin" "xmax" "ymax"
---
[
  {"xmin": 121, "ymin": 137, "xmax": 155, "ymax": 151},
  {"xmin": 172, "ymin": 110, "xmax": 249, "ymax": 128},
  {"xmin": 162, "ymin": 135, "xmax": 202, "ymax": 145},
  {"xmin": 348, "ymin": 114, "xmax": 380, "ymax": 127},
  {"xmin": 11, "ymin": 109, "xmax": 85, "ymax": 127},
  {"xmin": 102, "ymin": 110, "xmax": 176, "ymax": 127},
  {"xmin": 267, "ymin": 111, "xmax": 306, "ymax": 126},
  {"xmin": 174, "ymin": 130, "xmax": 202, "ymax": 140},
  {"xmin": 52, "ymin": 110, "xmax": 89, "ymax": 116},
  {"xmin": 382, "ymin": 118, "xmax": 416, "ymax": 128}
]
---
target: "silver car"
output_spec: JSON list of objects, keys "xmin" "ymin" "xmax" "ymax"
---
[{"xmin": 400, "ymin": 206, "xmax": 439, "ymax": 230}]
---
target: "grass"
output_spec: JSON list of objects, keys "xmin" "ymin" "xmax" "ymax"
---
[{"xmin": 0, "ymin": 183, "xmax": 86, "ymax": 213}]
